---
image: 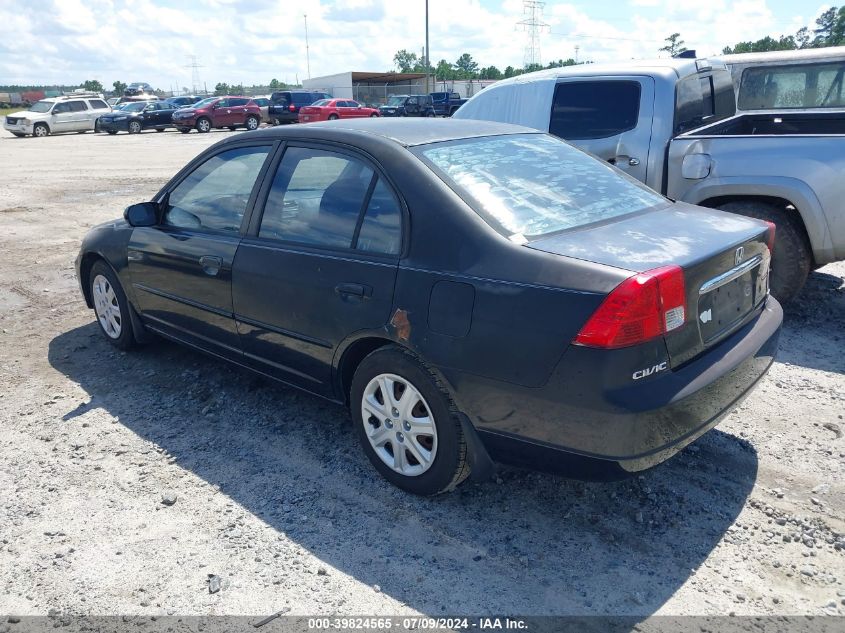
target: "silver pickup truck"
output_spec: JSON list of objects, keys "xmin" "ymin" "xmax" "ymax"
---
[{"xmin": 454, "ymin": 56, "xmax": 845, "ymax": 302}]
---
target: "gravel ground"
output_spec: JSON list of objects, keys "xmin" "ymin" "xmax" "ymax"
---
[{"xmin": 0, "ymin": 127, "xmax": 843, "ymax": 618}]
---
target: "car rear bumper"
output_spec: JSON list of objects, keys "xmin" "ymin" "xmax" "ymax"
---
[{"xmin": 448, "ymin": 296, "xmax": 782, "ymax": 479}]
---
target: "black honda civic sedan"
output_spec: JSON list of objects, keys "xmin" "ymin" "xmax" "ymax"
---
[{"xmin": 75, "ymin": 119, "xmax": 782, "ymax": 495}]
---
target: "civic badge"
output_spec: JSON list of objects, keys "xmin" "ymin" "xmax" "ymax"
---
[{"xmin": 735, "ymin": 246, "xmax": 744, "ymax": 266}]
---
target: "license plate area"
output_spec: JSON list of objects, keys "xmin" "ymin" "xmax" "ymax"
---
[{"xmin": 698, "ymin": 256, "xmax": 766, "ymax": 344}]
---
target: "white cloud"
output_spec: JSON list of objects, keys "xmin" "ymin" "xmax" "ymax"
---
[{"xmin": 0, "ymin": 0, "xmax": 812, "ymax": 90}]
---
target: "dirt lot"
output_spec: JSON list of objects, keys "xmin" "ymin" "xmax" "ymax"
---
[{"xmin": 0, "ymin": 127, "xmax": 843, "ymax": 619}]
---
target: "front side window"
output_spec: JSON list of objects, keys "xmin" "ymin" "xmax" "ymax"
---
[
  {"xmin": 164, "ymin": 146, "xmax": 271, "ymax": 232},
  {"xmin": 549, "ymin": 80, "xmax": 640, "ymax": 140},
  {"xmin": 738, "ymin": 61, "xmax": 845, "ymax": 109},
  {"xmin": 417, "ymin": 133, "xmax": 666, "ymax": 239},
  {"xmin": 53, "ymin": 103, "xmax": 71, "ymax": 114}
]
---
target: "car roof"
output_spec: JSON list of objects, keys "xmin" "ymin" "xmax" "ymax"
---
[
  {"xmin": 244, "ymin": 117, "xmax": 540, "ymax": 147},
  {"xmin": 488, "ymin": 57, "xmax": 723, "ymax": 87}
]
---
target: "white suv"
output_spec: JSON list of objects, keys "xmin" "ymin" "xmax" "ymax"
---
[{"xmin": 4, "ymin": 94, "xmax": 112, "ymax": 138}]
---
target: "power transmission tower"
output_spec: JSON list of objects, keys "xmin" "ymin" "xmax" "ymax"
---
[
  {"xmin": 516, "ymin": 0, "xmax": 549, "ymax": 68},
  {"xmin": 185, "ymin": 56, "xmax": 204, "ymax": 95}
]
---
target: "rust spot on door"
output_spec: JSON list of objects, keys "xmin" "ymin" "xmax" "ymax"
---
[{"xmin": 390, "ymin": 308, "xmax": 411, "ymax": 341}]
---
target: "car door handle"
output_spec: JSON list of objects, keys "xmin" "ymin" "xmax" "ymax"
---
[
  {"xmin": 199, "ymin": 255, "xmax": 223, "ymax": 276},
  {"xmin": 335, "ymin": 283, "xmax": 372, "ymax": 298},
  {"xmin": 608, "ymin": 156, "xmax": 640, "ymax": 167}
]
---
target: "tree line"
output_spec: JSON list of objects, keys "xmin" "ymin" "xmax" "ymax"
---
[
  {"xmin": 722, "ymin": 6, "xmax": 845, "ymax": 53},
  {"xmin": 392, "ymin": 49, "xmax": 581, "ymax": 80}
]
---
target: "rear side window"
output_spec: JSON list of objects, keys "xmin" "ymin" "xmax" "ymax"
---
[
  {"xmin": 259, "ymin": 147, "xmax": 401, "ymax": 254},
  {"xmin": 164, "ymin": 146, "xmax": 271, "ymax": 232},
  {"xmin": 89, "ymin": 99, "xmax": 108, "ymax": 109},
  {"xmin": 229, "ymin": 98, "xmax": 248, "ymax": 106},
  {"xmin": 675, "ymin": 71, "xmax": 735, "ymax": 134},
  {"xmin": 738, "ymin": 61, "xmax": 845, "ymax": 110},
  {"xmin": 68, "ymin": 101, "xmax": 88, "ymax": 112},
  {"xmin": 292, "ymin": 93, "xmax": 312, "ymax": 104},
  {"xmin": 417, "ymin": 133, "xmax": 665, "ymax": 239},
  {"xmin": 549, "ymin": 81, "xmax": 640, "ymax": 140}
]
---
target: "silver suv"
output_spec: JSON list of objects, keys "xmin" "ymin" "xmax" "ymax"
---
[{"xmin": 4, "ymin": 94, "xmax": 112, "ymax": 138}]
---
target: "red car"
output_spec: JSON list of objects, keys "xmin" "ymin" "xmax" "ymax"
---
[
  {"xmin": 298, "ymin": 99, "xmax": 380, "ymax": 123},
  {"xmin": 172, "ymin": 96, "xmax": 263, "ymax": 133}
]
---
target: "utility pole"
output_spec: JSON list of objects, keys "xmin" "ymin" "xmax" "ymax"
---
[
  {"xmin": 425, "ymin": 0, "xmax": 430, "ymax": 93},
  {"xmin": 575, "ymin": 45, "xmax": 579, "ymax": 64},
  {"xmin": 304, "ymin": 14, "xmax": 311, "ymax": 80},
  {"xmin": 516, "ymin": 0, "xmax": 549, "ymax": 68}
]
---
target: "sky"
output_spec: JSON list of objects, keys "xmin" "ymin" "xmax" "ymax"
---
[{"xmin": 0, "ymin": 0, "xmax": 829, "ymax": 91}]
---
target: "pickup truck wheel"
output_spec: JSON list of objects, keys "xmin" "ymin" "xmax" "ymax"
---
[
  {"xmin": 33, "ymin": 123, "xmax": 49, "ymax": 138},
  {"xmin": 128, "ymin": 121, "xmax": 142, "ymax": 134},
  {"xmin": 717, "ymin": 200, "xmax": 811, "ymax": 303},
  {"xmin": 196, "ymin": 117, "xmax": 211, "ymax": 133},
  {"xmin": 351, "ymin": 346, "xmax": 470, "ymax": 495},
  {"xmin": 245, "ymin": 115, "xmax": 259, "ymax": 130},
  {"xmin": 89, "ymin": 261, "xmax": 135, "ymax": 350}
]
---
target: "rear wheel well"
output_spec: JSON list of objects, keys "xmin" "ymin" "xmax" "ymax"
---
[
  {"xmin": 338, "ymin": 337, "xmax": 396, "ymax": 404},
  {"xmin": 698, "ymin": 194, "xmax": 811, "ymax": 249}
]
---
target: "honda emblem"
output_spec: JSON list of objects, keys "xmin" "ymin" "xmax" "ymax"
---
[{"xmin": 735, "ymin": 246, "xmax": 744, "ymax": 266}]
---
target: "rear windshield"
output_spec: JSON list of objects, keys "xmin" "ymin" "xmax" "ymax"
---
[
  {"xmin": 416, "ymin": 134, "xmax": 666, "ymax": 239},
  {"xmin": 738, "ymin": 61, "xmax": 845, "ymax": 110}
]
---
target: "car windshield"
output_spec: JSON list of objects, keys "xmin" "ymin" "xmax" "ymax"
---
[
  {"xmin": 416, "ymin": 133, "xmax": 667, "ymax": 239},
  {"xmin": 29, "ymin": 101, "xmax": 54, "ymax": 113},
  {"xmin": 386, "ymin": 96, "xmax": 406, "ymax": 106}
]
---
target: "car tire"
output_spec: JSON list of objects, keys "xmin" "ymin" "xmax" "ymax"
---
[
  {"xmin": 426, "ymin": 112, "xmax": 435, "ymax": 117},
  {"xmin": 11, "ymin": 132, "xmax": 25, "ymax": 137},
  {"xmin": 196, "ymin": 117, "xmax": 211, "ymax": 133},
  {"xmin": 228, "ymin": 126, "xmax": 237, "ymax": 131},
  {"xmin": 245, "ymin": 115, "xmax": 259, "ymax": 130},
  {"xmin": 155, "ymin": 128, "xmax": 164, "ymax": 132},
  {"xmin": 328, "ymin": 114, "xmax": 339, "ymax": 120},
  {"xmin": 179, "ymin": 128, "xmax": 190, "ymax": 134},
  {"xmin": 370, "ymin": 113, "xmax": 379, "ymax": 118},
  {"xmin": 717, "ymin": 200, "xmax": 812, "ymax": 303},
  {"xmin": 89, "ymin": 260, "xmax": 135, "ymax": 351},
  {"xmin": 128, "ymin": 120, "xmax": 142, "ymax": 134},
  {"xmin": 76, "ymin": 130, "xmax": 87, "ymax": 134},
  {"xmin": 106, "ymin": 130, "xmax": 118, "ymax": 135},
  {"xmin": 33, "ymin": 123, "xmax": 49, "ymax": 138},
  {"xmin": 351, "ymin": 346, "xmax": 470, "ymax": 495}
]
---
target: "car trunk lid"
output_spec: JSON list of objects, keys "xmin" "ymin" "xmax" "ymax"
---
[{"xmin": 528, "ymin": 203, "xmax": 772, "ymax": 366}]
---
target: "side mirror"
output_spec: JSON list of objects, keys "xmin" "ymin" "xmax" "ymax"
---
[{"xmin": 124, "ymin": 202, "xmax": 158, "ymax": 227}]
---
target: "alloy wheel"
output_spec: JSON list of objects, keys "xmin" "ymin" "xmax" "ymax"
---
[
  {"xmin": 92, "ymin": 274, "xmax": 122, "ymax": 339},
  {"xmin": 361, "ymin": 373, "xmax": 438, "ymax": 477}
]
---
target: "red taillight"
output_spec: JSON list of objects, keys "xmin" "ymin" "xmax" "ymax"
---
[
  {"xmin": 574, "ymin": 265, "xmax": 686, "ymax": 349},
  {"xmin": 289, "ymin": 104, "xmax": 296, "ymax": 112},
  {"xmin": 764, "ymin": 220, "xmax": 776, "ymax": 254}
]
